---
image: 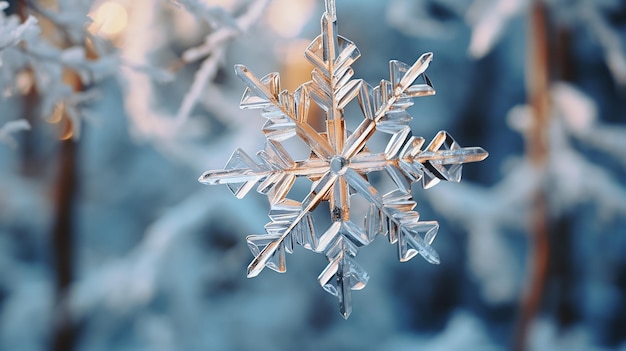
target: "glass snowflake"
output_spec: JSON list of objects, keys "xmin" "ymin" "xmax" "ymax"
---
[{"xmin": 199, "ymin": 0, "xmax": 488, "ymax": 318}]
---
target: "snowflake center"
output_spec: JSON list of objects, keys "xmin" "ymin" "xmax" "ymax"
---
[{"xmin": 329, "ymin": 156, "xmax": 349, "ymax": 175}]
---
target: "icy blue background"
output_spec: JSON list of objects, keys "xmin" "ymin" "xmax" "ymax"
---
[{"xmin": 1, "ymin": 0, "xmax": 625, "ymax": 350}]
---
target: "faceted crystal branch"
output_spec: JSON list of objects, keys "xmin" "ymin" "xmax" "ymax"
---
[
  {"xmin": 235, "ymin": 65, "xmax": 335, "ymax": 160},
  {"xmin": 318, "ymin": 236, "xmax": 368, "ymax": 319},
  {"xmin": 324, "ymin": 0, "xmax": 336, "ymax": 20},
  {"xmin": 342, "ymin": 54, "xmax": 435, "ymax": 160},
  {"xmin": 247, "ymin": 171, "xmax": 337, "ymax": 278}
]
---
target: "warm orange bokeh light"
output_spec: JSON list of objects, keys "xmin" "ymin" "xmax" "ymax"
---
[
  {"xmin": 266, "ymin": 0, "xmax": 315, "ymax": 38},
  {"xmin": 88, "ymin": 1, "xmax": 128, "ymax": 38}
]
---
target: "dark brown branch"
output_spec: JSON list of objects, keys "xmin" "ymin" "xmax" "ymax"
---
[
  {"xmin": 15, "ymin": 2, "xmax": 84, "ymax": 349},
  {"xmin": 51, "ymin": 70, "xmax": 85, "ymax": 351},
  {"xmin": 513, "ymin": 2, "xmax": 552, "ymax": 351},
  {"xmin": 51, "ymin": 137, "xmax": 78, "ymax": 351}
]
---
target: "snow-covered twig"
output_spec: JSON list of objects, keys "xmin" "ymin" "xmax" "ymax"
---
[
  {"xmin": 174, "ymin": 0, "xmax": 270, "ymax": 126},
  {"xmin": 0, "ymin": 119, "xmax": 30, "ymax": 148},
  {"xmin": 68, "ymin": 190, "xmax": 267, "ymax": 317},
  {"xmin": 0, "ymin": 2, "xmax": 39, "ymax": 51},
  {"xmin": 385, "ymin": 0, "xmax": 465, "ymax": 39},
  {"xmin": 430, "ymin": 82, "xmax": 626, "ymax": 305},
  {"xmin": 121, "ymin": 0, "xmax": 271, "ymax": 171}
]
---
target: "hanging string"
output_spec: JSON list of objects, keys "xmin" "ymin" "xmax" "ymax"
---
[{"xmin": 325, "ymin": 0, "xmax": 336, "ymax": 20}]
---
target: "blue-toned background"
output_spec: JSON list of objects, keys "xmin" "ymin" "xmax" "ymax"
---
[{"xmin": 1, "ymin": 0, "xmax": 625, "ymax": 350}]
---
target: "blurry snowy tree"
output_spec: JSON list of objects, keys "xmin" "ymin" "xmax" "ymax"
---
[
  {"xmin": 1, "ymin": 0, "xmax": 121, "ymax": 349},
  {"xmin": 387, "ymin": 0, "xmax": 626, "ymax": 83},
  {"xmin": 387, "ymin": 0, "xmax": 626, "ymax": 350},
  {"xmin": 0, "ymin": 2, "xmax": 33, "ymax": 145}
]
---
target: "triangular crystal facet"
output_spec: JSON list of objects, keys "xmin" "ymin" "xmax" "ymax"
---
[
  {"xmin": 397, "ymin": 221, "xmax": 440, "ymax": 263},
  {"xmin": 246, "ymin": 234, "xmax": 288, "ymax": 273},
  {"xmin": 390, "ymin": 60, "xmax": 412, "ymax": 88},
  {"xmin": 223, "ymin": 149, "xmax": 262, "ymax": 198}
]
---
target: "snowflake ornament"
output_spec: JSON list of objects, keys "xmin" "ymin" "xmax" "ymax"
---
[{"xmin": 199, "ymin": 0, "xmax": 488, "ymax": 318}]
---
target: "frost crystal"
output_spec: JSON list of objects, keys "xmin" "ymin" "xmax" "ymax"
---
[{"xmin": 199, "ymin": 0, "xmax": 488, "ymax": 318}]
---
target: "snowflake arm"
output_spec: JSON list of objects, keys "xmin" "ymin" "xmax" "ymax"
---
[
  {"xmin": 235, "ymin": 65, "xmax": 335, "ymax": 159},
  {"xmin": 246, "ymin": 171, "xmax": 337, "ymax": 278},
  {"xmin": 342, "ymin": 53, "xmax": 435, "ymax": 160}
]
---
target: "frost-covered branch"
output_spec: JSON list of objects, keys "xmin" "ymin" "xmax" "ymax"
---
[
  {"xmin": 388, "ymin": 0, "xmax": 626, "ymax": 86},
  {"xmin": 466, "ymin": 0, "xmax": 525, "ymax": 58},
  {"xmin": 122, "ymin": 0, "xmax": 269, "ymax": 151},
  {"xmin": 68, "ymin": 190, "xmax": 267, "ymax": 317},
  {"xmin": 385, "ymin": 0, "xmax": 465, "ymax": 39},
  {"xmin": 430, "ymin": 82, "xmax": 626, "ymax": 305},
  {"xmin": 0, "ymin": 119, "xmax": 30, "ymax": 148},
  {"xmin": 174, "ymin": 0, "xmax": 270, "ymax": 126},
  {"xmin": 0, "ymin": 0, "xmax": 118, "ymax": 141},
  {"xmin": 0, "ymin": 2, "xmax": 38, "ymax": 50}
]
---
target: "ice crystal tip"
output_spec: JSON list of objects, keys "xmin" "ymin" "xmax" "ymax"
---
[
  {"xmin": 477, "ymin": 147, "xmax": 489, "ymax": 160},
  {"xmin": 199, "ymin": 3, "xmax": 488, "ymax": 318},
  {"xmin": 247, "ymin": 260, "xmax": 264, "ymax": 278},
  {"xmin": 198, "ymin": 172, "xmax": 209, "ymax": 183},
  {"xmin": 234, "ymin": 64, "xmax": 247, "ymax": 74}
]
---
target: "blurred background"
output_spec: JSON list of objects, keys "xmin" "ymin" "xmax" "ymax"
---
[{"xmin": 1, "ymin": 0, "xmax": 625, "ymax": 350}]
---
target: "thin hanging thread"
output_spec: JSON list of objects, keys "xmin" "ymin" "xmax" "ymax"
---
[{"xmin": 325, "ymin": 0, "xmax": 336, "ymax": 20}]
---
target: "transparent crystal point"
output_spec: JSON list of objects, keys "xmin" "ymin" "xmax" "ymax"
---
[
  {"xmin": 247, "ymin": 234, "xmax": 288, "ymax": 273},
  {"xmin": 317, "ymin": 242, "xmax": 369, "ymax": 319},
  {"xmin": 421, "ymin": 131, "xmax": 490, "ymax": 183},
  {"xmin": 338, "ymin": 270, "xmax": 352, "ymax": 319}
]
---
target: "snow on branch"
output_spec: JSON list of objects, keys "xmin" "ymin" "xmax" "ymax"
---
[
  {"xmin": 466, "ymin": 0, "xmax": 525, "ymax": 58},
  {"xmin": 552, "ymin": 82, "xmax": 626, "ymax": 169},
  {"xmin": 121, "ymin": 0, "xmax": 271, "ymax": 170},
  {"xmin": 579, "ymin": 1, "xmax": 626, "ymax": 86},
  {"xmin": 174, "ymin": 0, "xmax": 270, "ymax": 126},
  {"xmin": 387, "ymin": 0, "xmax": 626, "ymax": 86},
  {"xmin": 1, "ymin": 0, "xmax": 119, "ymax": 141},
  {"xmin": 0, "ymin": 119, "xmax": 30, "ymax": 148},
  {"xmin": 68, "ymin": 190, "xmax": 267, "ymax": 317},
  {"xmin": 386, "ymin": 0, "xmax": 465, "ymax": 39},
  {"xmin": 0, "ymin": 2, "xmax": 39, "ymax": 51},
  {"xmin": 429, "ymin": 82, "xmax": 626, "ymax": 304},
  {"xmin": 169, "ymin": 0, "xmax": 239, "ymax": 30}
]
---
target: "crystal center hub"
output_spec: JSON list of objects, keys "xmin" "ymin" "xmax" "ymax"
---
[{"xmin": 330, "ymin": 156, "xmax": 348, "ymax": 175}]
